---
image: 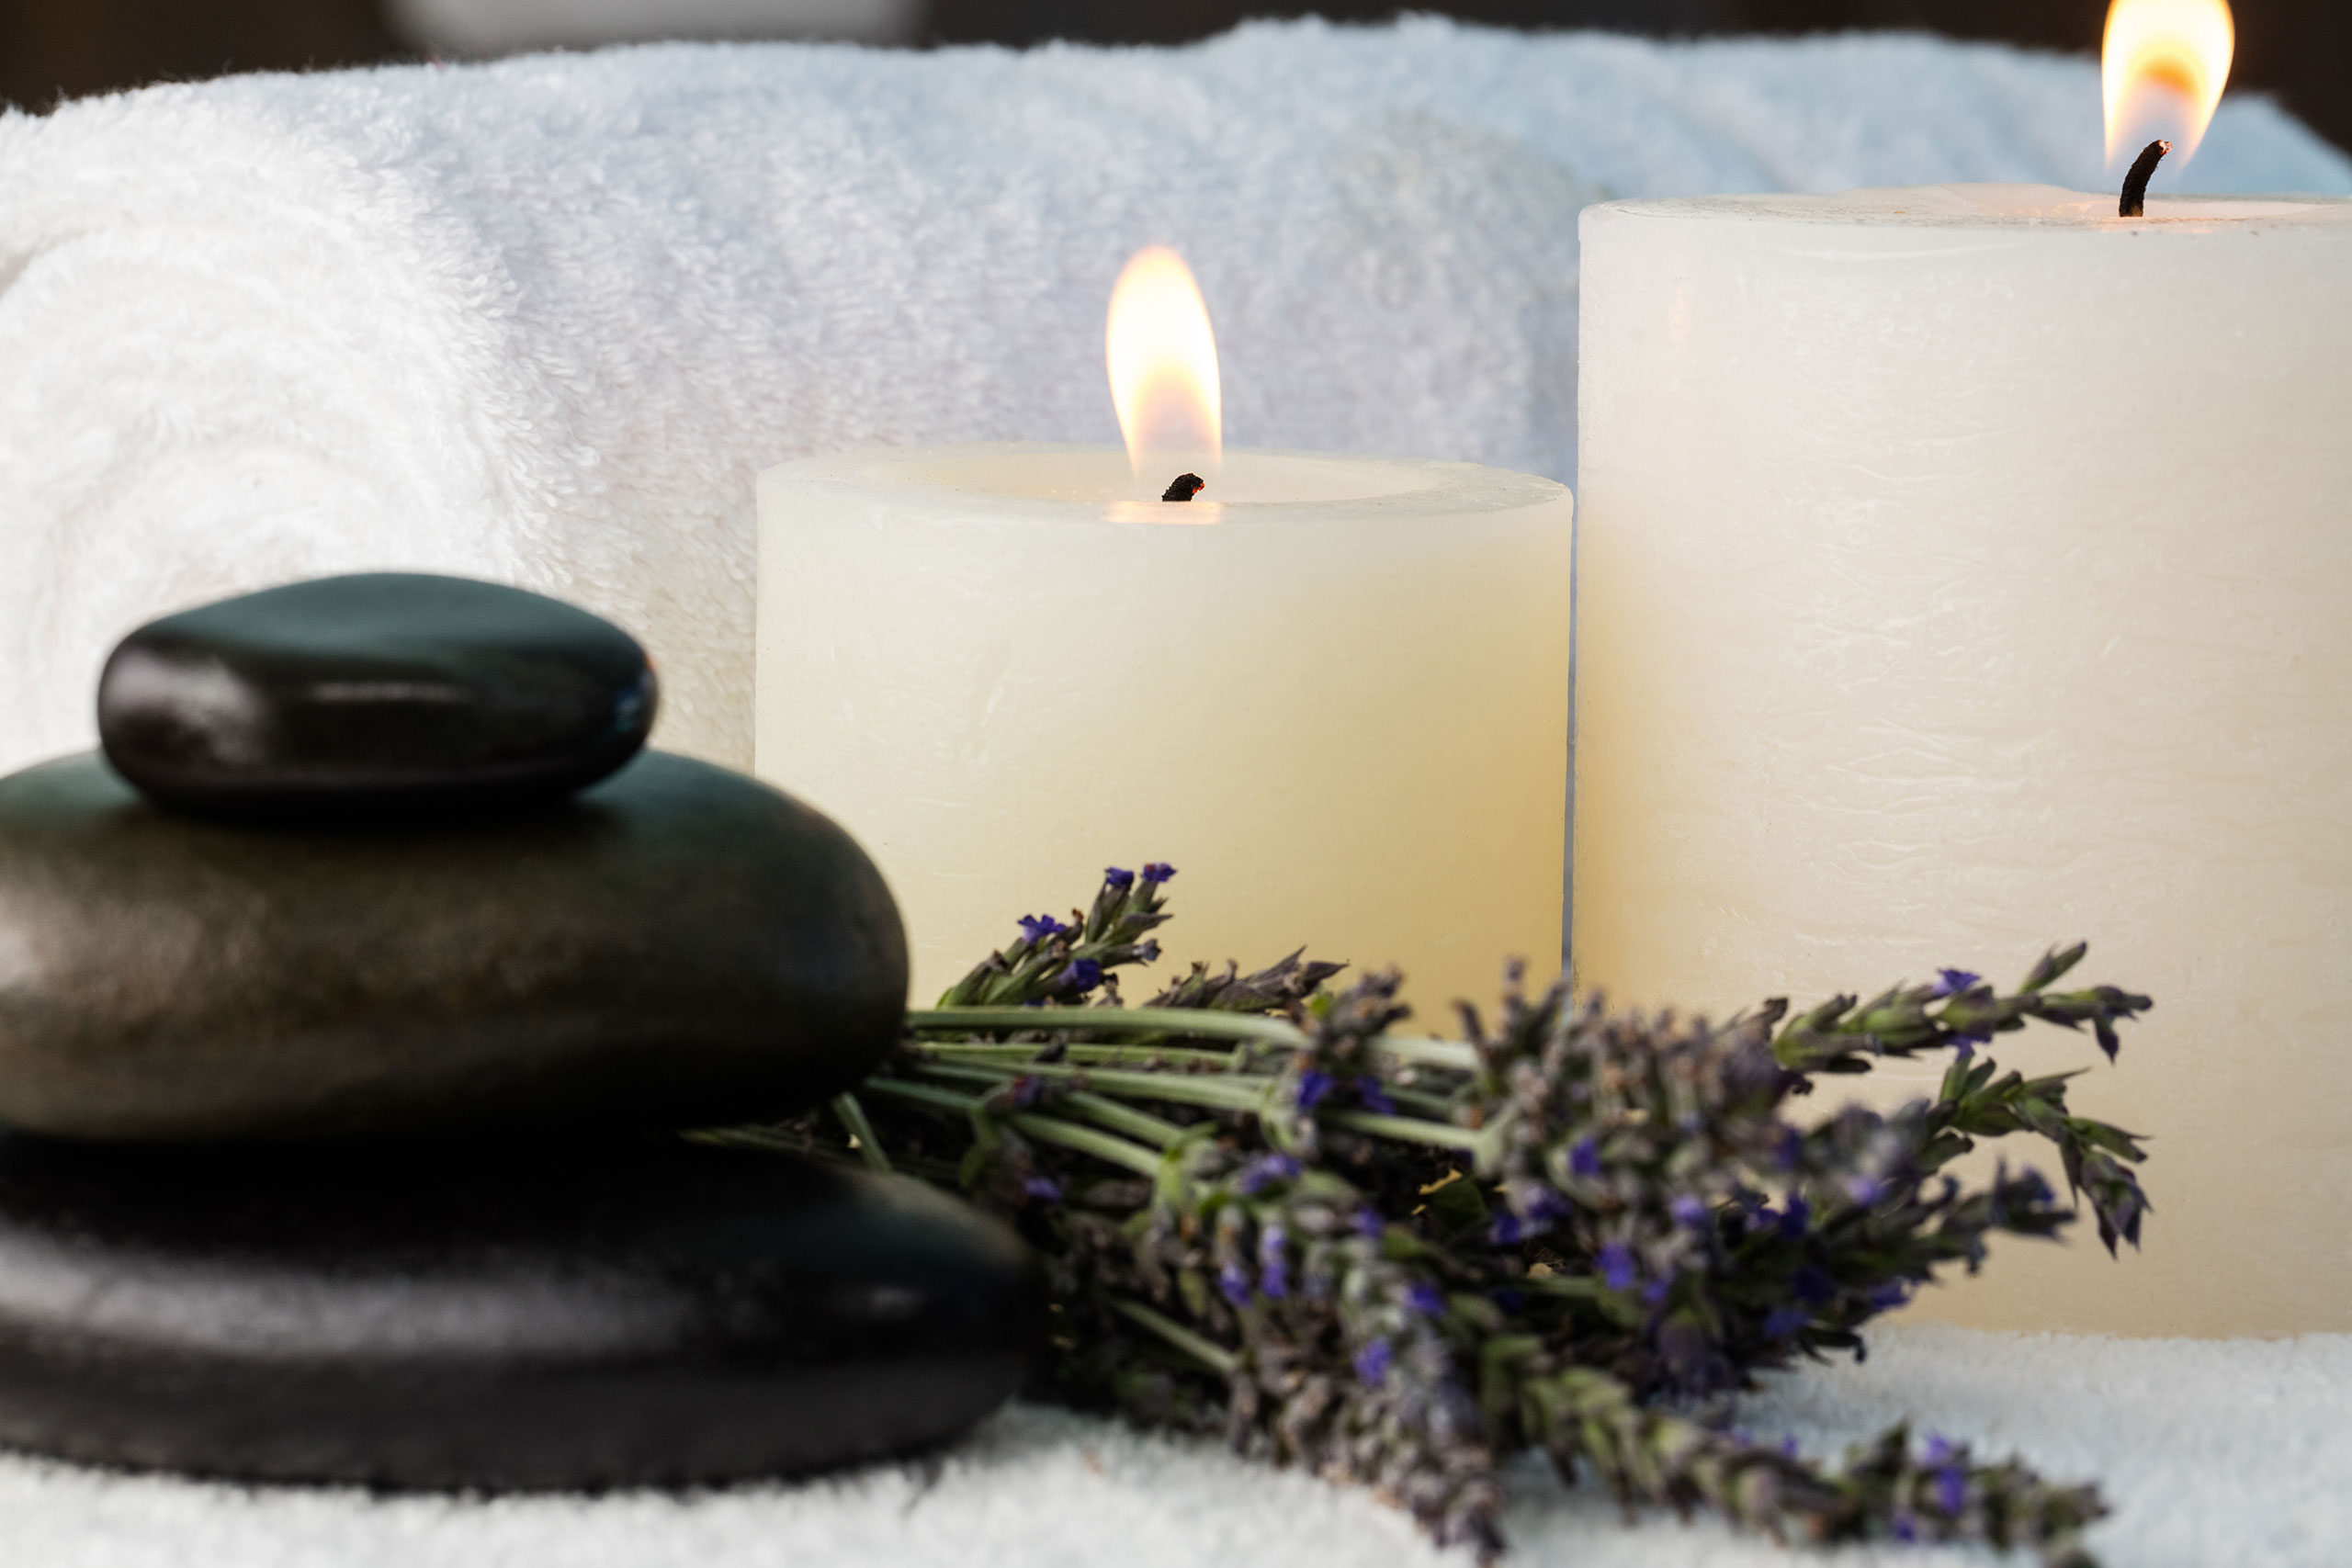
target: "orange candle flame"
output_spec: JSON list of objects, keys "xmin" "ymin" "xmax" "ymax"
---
[
  {"xmin": 1106, "ymin": 246, "xmax": 1221, "ymax": 480},
  {"xmin": 2104, "ymin": 0, "xmax": 2235, "ymax": 168}
]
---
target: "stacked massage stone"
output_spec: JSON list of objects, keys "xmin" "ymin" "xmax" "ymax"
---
[{"xmin": 0, "ymin": 574, "xmax": 1040, "ymax": 1486}]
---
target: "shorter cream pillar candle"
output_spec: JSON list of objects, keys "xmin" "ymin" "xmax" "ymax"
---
[{"xmin": 757, "ymin": 443, "xmax": 1573, "ymax": 1014}]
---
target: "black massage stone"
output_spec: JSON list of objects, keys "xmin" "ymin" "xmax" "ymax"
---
[
  {"xmin": 98, "ymin": 573, "xmax": 657, "ymax": 817},
  {"xmin": 0, "ymin": 1133, "xmax": 1044, "ymax": 1488},
  {"xmin": 0, "ymin": 750, "xmax": 907, "ymax": 1141}
]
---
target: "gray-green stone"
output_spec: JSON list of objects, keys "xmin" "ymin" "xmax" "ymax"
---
[{"xmin": 0, "ymin": 751, "xmax": 907, "ymax": 1141}]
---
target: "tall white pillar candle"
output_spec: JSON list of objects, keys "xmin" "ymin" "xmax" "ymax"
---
[
  {"xmin": 1575, "ymin": 186, "xmax": 2352, "ymax": 1337},
  {"xmin": 759, "ymin": 444, "xmax": 1574, "ymax": 1015}
]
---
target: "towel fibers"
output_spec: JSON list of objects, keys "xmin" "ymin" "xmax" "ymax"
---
[
  {"xmin": 0, "ymin": 1325, "xmax": 2341, "ymax": 1567},
  {"xmin": 1, "ymin": 20, "xmax": 2346, "ymax": 773}
]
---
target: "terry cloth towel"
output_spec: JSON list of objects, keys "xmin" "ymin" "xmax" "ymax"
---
[
  {"xmin": 1, "ymin": 20, "xmax": 2346, "ymax": 773},
  {"xmin": 0, "ymin": 1325, "xmax": 2342, "ymax": 1567}
]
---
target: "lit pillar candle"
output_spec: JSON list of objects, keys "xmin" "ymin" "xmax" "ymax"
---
[
  {"xmin": 1574, "ymin": 1, "xmax": 2352, "ymax": 1336},
  {"xmin": 757, "ymin": 253, "xmax": 1573, "ymax": 1013}
]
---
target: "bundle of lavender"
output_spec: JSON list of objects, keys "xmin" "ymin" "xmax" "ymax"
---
[{"xmin": 722, "ymin": 865, "xmax": 2153, "ymax": 1568}]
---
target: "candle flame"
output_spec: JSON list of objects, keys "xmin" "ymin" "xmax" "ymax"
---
[
  {"xmin": 1106, "ymin": 246, "xmax": 1221, "ymax": 479},
  {"xmin": 2104, "ymin": 0, "xmax": 2234, "ymax": 167}
]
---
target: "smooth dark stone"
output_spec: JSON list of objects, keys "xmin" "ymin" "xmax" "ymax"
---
[
  {"xmin": 0, "ymin": 1134, "xmax": 1043, "ymax": 1488},
  {"xmin": 98, "ymin": 573, "xmax": 657, "ymax": 816},
  {"xmin": 0, "ymin": 751, "xmax": 906, "ymax": 1141}
]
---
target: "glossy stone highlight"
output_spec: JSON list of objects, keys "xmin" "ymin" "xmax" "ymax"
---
[
  {"xmin": 0, "ymin": 750, "xmax": 907, "ymax": 1141},
  {"xmin": 0, "ymin": 1134, "xmax": 1044, "ymax": 1488},
  {"xmin": 98, "ymin": 573, "xmax": 657, "ymax": 816}
]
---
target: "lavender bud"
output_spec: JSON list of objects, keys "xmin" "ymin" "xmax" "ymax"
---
[
  {"xmin": 1931, "ymin": 967, "xmax": 1982, "ymax": 998},
  {"xmin": 1599, "ymin": 1243, "xmax": 1638, "ymax": 1292},
  {"xmin": 1259, "ymin": 1226, "xmax": 1291, "ymax": 1299},
  {"xmin": 1217, "ymin": 1261, "xmax": 1252, "ymax": 1306}
]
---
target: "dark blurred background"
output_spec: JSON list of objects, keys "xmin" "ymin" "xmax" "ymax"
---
[{"xmin": 1, "ymin": 0, "xmax": 2343, "ymax": 152}]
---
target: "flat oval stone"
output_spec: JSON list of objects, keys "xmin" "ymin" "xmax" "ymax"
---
[
  {"xmin": 98, "ymin": 573, "xmax": 658, "ymax": 815},
  {"xmin": 0, "ymin": 751, "xmax": 906, "ymax": 1141},
  {"xmin": 0, "ymin": 1134, "xmax": 1042, "ymax": 1488}
]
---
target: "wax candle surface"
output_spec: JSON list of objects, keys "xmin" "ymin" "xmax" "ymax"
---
[
  {"xmin": 1576, "ymin": 186, "xmax": 2352, "ymax": 1337},
  {"xmin": 759, "ymin": 444, "xmax": 1574, "ymax": 1014}
]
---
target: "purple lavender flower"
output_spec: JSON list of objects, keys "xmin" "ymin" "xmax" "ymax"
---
[
  {"xmin": 1487, "ymin": 1213, "xmax": 1525, "ymax": 1247},
  {"xmin": 1016, "ymin": 913, "xmax": 1069, "ymax": 943},
  {"xmin": 1259, "ymin": 1226, "xmax": 1291, "ymax": 1299},
  {"xmin": 1217, "ymin": 1261, "xmax": 1252, "ymax": 1306},
  {"xmin": 1141, "ymin": 863, "xmax": 1176, "ymax": 884},
  {"xmin": 2109, "ymin": 1186, "xmax": 2145, "ymax": 1247},
  {"xmin": 1406, "ymin": 1282, "xmax": 1445, "ymax": 1315},
  {"xmin": 1761, "ymin": 1306, "xmax": 1810, "ymax": 1339},
  {"xmin": 1057, "ymin": 958, "xmax": 1104, "ymax": 994},
  {"xmin": 1293, "ymin": 1070, "xmax": 1334, "ymax": 1111},
  {"xmin": 1238, "ymin": 1153, "xmax": 1302, "ymax": 1195},
  {"xmin": 1523, "ymin": 1187, "xmax": 1573, "ymax": 1228},
  {"xmin": 1354, "ymin": 1208, "xmax": 1385, "ymax": 1240},
  {"xmin": 1599, "ymin": 1243, "xmax": 1638, "ymax": 1292},
  {"xmin": 1891, "ymin": 1511, "xmax": 1920, "ymax": 1543},
  {"xmin": 1792, "ymin": 1266, "xmax": 1835, "ymax": 1305},
  {"xmin": 2015, "ymin": 1168, "xmax": 2055, "ymax": 1205},
  {"xmin": 1103, "ymin": 866, "xmax": 1136, "ymax": 892},
  {"xmin": 1847, "ymin": 1173, "xmax": 1888, "ymax": 1205},
  {"xmin": 1778, "ymin": 1193, "xmax": 1811, "ymax": 1237},
  {"xmin": 1643, "ymin": 1278, "xmax": 1671, "ymax": 1304},
  {"xmin": 1868, "ymin": 1281, "xmax": 1911, "ymax": 1311},
  {"xmin": 1490, "ymin": 1288, "xmax": 1525, "ymax": 1313},
  {"xmin": 1776, "ymin": 1127, "xmax": 1803, "ymax": 1169},
  {"xmin": 1023, "ymin": 1175, "xmax": 1063, "ymax": 1204},
  {"xmin": 1670, "ymin": 1195, "xmax": 1710, "ymax": 1229},
  {"xmin": 1568, "ymin": 1136, "xmax": 1603, "ymax": 1179},
  {"xmin": 1924, "ymin": 1438, "xmax": 1969, "ymax": 1514},
  {"xmin": 1351, "ymin": 1338, "xmax": 1392, "ymax": 1386},
  {"xmin": 1356, "ymin": 1079, "xmax": 1396, "ymax": 1115},
  {"xmin": 1931, "ymin": 967, "xmax": 1982, "ymax": 998}
]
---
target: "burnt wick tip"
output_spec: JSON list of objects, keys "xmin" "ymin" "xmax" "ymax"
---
[
  {"xmin": 2120, "ymin": 139, "xmax": 2172, "ymax": 219},
  {"xmin": 1162, "ymin": 473, "xmax": 1205, "ymax": 502}
]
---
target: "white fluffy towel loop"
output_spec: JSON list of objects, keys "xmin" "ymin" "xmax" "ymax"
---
[{"xmin": 1, "ymin": 20, "xmax": 2346, "ymax": 770}]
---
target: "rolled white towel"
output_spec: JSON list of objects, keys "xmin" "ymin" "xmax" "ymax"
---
[
  {"xmin": 0, "ymin": 18, "xmax": 2344, "ymax": 774},
  {"xmin": 389, "ymin": 0, "xmax": 925, "ymax": 53}
]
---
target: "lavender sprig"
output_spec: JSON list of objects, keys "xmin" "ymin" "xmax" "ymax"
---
[
  {"xmin": 1769, "ymin": 950, "xmax": 2154, "ymax": 1256},
  {"xmin": 752, "ymin": 867, "xmax": 2147, "ymax": 1566},
  {"xmin": 935, "ymin": 863, "xmax": 1177, "ymax": 1009}
]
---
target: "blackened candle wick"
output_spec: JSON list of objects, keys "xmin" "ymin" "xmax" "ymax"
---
[
  {"xmin": 1162, "ymin": 473, "xmax": 1206, "ymax": 502},
  {"xmin": 2120, "ymin": 140, "xmax": 2172, "ymax": 219}
]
